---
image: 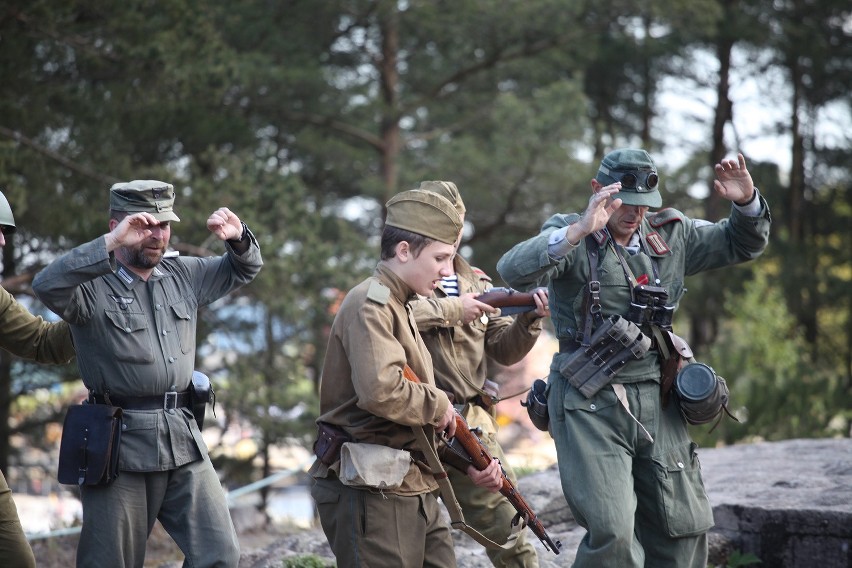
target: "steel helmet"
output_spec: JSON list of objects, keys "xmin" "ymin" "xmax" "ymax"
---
[{"xmin": 0, "ymin": 191, "xmax": 15, "ymax": 234}]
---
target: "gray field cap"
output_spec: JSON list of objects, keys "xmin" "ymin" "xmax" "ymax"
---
[
  {"xmin": 595, "ymin": 148, "xmax": 662, "ymax": 208},
  {"xmin": 109, "ymin": 180, "xmax": 180, "ymax": 222}
]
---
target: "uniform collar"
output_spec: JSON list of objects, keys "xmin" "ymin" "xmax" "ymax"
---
[
  {"xmin": 374, "ymin": 263, "xmax": 417, "ymax": 303},
  {"xmin": 114, "ymin": 262, "xmax": 169, "ymax": 289}
]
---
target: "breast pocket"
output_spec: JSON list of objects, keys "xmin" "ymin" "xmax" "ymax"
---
[
  {"xmin": 103, "ymin": 310, "xmax": 155, "ymax": 363},
  {"xmin": 168, "ymin": 300, "xmax": 195, "ymax": 354}
]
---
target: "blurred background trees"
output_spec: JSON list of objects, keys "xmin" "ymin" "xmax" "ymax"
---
[{"xmin": 0, "ymin": 0, "xmax": 849, "ymax": 487}]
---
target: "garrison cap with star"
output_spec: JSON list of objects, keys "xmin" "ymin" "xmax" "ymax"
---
[
  {"xmin": 595, "ymin": 148, "xmax": 662, "ymax": 208},
  {"xmin": 385, "ymin": 189, "xmax": 462, "ymax": 245},
  {"xmin": 109, "ymin": 180, "xmax": 180, "ymax": 222}
]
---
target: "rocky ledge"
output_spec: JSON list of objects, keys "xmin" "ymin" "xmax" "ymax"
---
[{"xmin": 234, "ymin": 437, "xmax": 852, "ymax": 568}]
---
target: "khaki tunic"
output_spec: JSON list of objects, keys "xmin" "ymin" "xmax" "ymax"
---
[
  {"xmin": 410, "ymin": 256, "xmax": 541, "ymax": 403},
  {"xmin": 0, "ymin": 286, "xmax": 74, "ymax": 568},
  {"xmin": 310, "ymin": 263, "xmax": 450, "ymax": 495},
  {"xmin": 0, "ymin": 286, "xmax": 74, "ymax": 364}
]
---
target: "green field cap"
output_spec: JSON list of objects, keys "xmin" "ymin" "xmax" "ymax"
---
[
  {"xmin": 596, "ymin": 148, "xmax": 662, "ymax": 208},
  {"xmin": 385, "ymin": 189, "xmax": 462, "ymax": 245},
  {"xmin": 109, "ymin": 180, "xmax": 180, "ymax": 222}
]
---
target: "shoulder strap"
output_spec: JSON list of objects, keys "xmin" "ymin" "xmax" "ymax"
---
[
  {"xmin": 581, "ymin": 235, "xmax": 604, "ymax": 347},
  {"xmin": 412, "ymin": 425, "xmax": 521, "ymax": 551}
]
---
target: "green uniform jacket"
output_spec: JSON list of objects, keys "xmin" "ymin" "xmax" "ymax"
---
[
  {"xmin": 32, "ymin": 233, "xmax": 262, "ymax": 472},
  {"xmin": 410, "ymin": 256, "xmax": 542, "ymax": 404},
  {"xmin": 0, "ymin": 286, "xmax": 74, "ymax": 364},
  {"xmin": 497, "ymin": 197, "xmax": 771, "ymax": 382},
  {"xmin": 309, "ymin": 263, "xmax": 451, "ymax": 496}
]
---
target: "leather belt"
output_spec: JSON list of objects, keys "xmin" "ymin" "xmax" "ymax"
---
[{"xmin": 91, "ymin": 390, "xmax": 191, "ymax": 410}]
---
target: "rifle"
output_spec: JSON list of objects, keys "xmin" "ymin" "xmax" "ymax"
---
[
  {"xmin": 476, "ymin": 287, "xmax": 545, "ymax": 316},
  {"xmin": 403, "ymin": 364, "xmax": 562, "ymax": 555}
]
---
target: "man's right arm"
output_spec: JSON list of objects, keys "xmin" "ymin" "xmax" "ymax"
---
[
  {"xmin": 32, "ymin": 237, "xmax": 114, "ymax": 325},
  {"xmin": 496, "ymin": 214, "xmax": 575, "ymax": 290}
]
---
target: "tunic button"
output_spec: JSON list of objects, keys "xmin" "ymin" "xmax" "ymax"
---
[
  {"xmin": 169, "ymin": 357, "xmax": 176, "ymax": 363},
  {"xmin": 156, "ymin": 304, "xmax": 162, "ymax": 310},
  {"xmin": 124, "ymin": 327, "xmax": 131, "ymax": 333},
  {"xmin": 589, "ymin": 403, "xmax": 597, "ymax": 410},
  {"xmin": 677, "ymin": 461, "xmax": 685, "ymax": 469},
  {"xmin": 162, "ymin": 330, "xmax": 168, "ymax": 336},
  {"xmin": 122, "ymin": 424, "xmax": 127, "ymax": 430}
]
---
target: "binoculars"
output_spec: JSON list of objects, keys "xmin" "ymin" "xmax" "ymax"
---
[{"xmin": 625, "ymin": 284, "xmax": 673, "ymax": 330}]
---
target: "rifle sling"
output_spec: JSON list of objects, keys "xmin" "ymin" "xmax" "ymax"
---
[{"xmin": 412, "ymin": 424, "xmax": 521, "ymax": 551}]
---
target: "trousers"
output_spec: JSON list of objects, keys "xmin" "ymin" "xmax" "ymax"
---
[
  {"xmin": 0, "ymin": 470, "xmax": 36, "ymax": 568},
  {"xmin": 76, "ymin": 457, "xmax": 239, "ymax": 568},
  {"xmin": 548, "ymin": 375, "xmax": 713, "ymax": 568},
  {"xmin": 312, "ymin": 475, "xmax": 457, "ymax": 568}
]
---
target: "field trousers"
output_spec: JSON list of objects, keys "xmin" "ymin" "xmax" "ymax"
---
[
  {"xmin": 548, "ymin": 374, "xmax": 713, "ymax": 568},
  {"xmin": 0, "ymin": 471, "xmax": 36, "ymax": 568},
  {"xmin": 76, "ymin": 457, "xmax": 239, "ymax": 568},
  {"xmin": 312, "ymin": 475, "xmax": 456, "ymax": 568}
]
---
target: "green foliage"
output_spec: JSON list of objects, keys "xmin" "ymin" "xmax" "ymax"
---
[
  {"xmin": 709, "ymin": 549, "xmax": 762, "ymax": 568},
  {"xmin": 282, "ymin": 555, "xmax": 334, "ymax": 568},
  {"xmin": 0, "ymin": 0, "xmax": 849, "ymax": 479},
  {"xmin": 696, "ymin": 270, "xmax": 843, "ymax": 445}
]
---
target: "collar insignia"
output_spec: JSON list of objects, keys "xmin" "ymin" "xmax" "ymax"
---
[{"xmin": 645, "ymin": 231, "xmax": 671, "ymax": 255}]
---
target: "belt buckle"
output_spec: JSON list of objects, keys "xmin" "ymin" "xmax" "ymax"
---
[{"xmin": 164, "ymin": 391, "xmax": 178, "ymax": 410}]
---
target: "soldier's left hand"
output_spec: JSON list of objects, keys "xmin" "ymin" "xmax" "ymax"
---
[
  {"xmin": 532, "ymin": 287, "xmax": 550, "ymax": 318},
  {"xmin": 467, "ymin": 458, "xmax": 502, "ymax": 493},
  {"xmin": 713, "ymin": 153, "xmax": 755, "ymax": 204},
  {"xmin": 207, "ymin": 207, "xmax": 243, "ymax": 241}
]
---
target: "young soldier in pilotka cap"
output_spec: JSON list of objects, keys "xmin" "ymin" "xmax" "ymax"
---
[
  {"xmin": 33, "ymin": 180, "xmax": 263, "ymax": 568},
  {"xmin": 498, "ymin": 149, "xmax": 771, "ymax": 568},
  {"xmin": 309, "ymin": 189, "xmax": 503, "ymax": 568},
  {"xmin": 410, "ymin": 180, "xmax": 548, "ymax": 567}
]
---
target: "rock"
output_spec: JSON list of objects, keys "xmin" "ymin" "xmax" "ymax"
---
[{"xmin": 240, "ymin": 438, "xmax": 852, "ymax": 568}]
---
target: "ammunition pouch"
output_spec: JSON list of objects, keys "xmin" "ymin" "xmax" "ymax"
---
[
  {"xmin": 559, "ymin": 315, "xmax": 651, "ymax": 398},
  {"xmin": 313, "ymin": 421, "xmax": 352, "ymax": 466},
  {"xmin": 521, "ymin": 379, "xmax": 550, "ymax": 432},
  {"xmin": 674, "ymin": 363, "xmax": 731, "ymax": 426},
  {"xmin": 338, "ymin": 442, "xmax": 410, "ymax": 490},
  {"xmin": 189, "ymin": 370, "xmax": 215, "ymax": 430}
]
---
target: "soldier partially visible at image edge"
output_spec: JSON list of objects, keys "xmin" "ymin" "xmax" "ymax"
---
[{"xmin": 0, "ymin": 190, "xmax": 75, "ymax": 568}]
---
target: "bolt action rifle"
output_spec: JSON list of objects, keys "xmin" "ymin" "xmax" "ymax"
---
[
  {"xmin": 475, "ymin": 287, "xmax": 546, "ymax": 316},
  {"xmin": 403, "ymin": 364, "xmax": 562, "ymax": 555}
]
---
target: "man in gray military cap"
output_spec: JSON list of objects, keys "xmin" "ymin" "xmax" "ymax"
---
[
  {"xmin": 497, "ymin": 149, "xmax": 771, "ymax": 567},
  {"xmin": 34, "ymin": 180, "xmax": 263, "ymax": 567},
  {"xmin": 309, "ymin": 189, "xmax": 503, "ymax": 568}
]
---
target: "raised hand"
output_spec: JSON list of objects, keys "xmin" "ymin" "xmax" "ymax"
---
[{"xmin": 713, "ymin": 153, "xmax": 755, "ymax": 204}]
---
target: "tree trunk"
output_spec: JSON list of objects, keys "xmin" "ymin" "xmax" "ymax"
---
[{"xmin": 378, "ymin": 5, "xmax": 401, "ymax": 206}]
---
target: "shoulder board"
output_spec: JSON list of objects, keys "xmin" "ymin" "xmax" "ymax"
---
[
  {"xmin": 648, "ymin": 208, "xmax": 684, "ymax": 228},
  {"xmin": 366, "ymin": 280, "xmax": 390, "ymax": 305},
  {"xmin": 471, "ymin": 267, "xmax": 493, "ymax": 282}
]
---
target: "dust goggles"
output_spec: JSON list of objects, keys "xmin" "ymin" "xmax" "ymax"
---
[{"xmin": 598, "ymin": 166, "xmax": 659, "ymax": 190}]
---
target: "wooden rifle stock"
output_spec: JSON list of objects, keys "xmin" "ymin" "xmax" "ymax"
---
[
  {"xmin": 475, "ymin": 287, "xmax": 545, "ymax": 315},
  {"xmin": 403, "ymin": 365, "xmax": 562, "ymax": 555}
]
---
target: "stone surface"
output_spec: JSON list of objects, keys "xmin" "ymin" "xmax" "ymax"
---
[{"xmin": 235, "ymin": 438, "xmax": 852, "ymax": 568}]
